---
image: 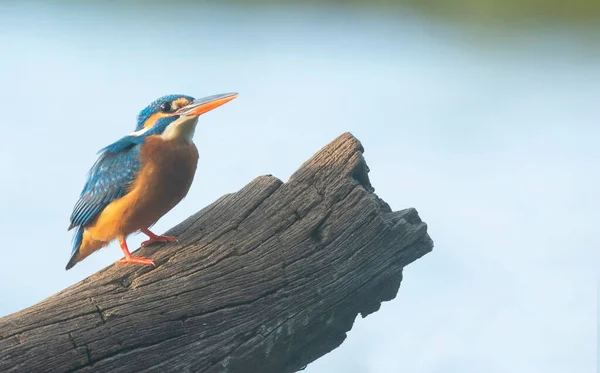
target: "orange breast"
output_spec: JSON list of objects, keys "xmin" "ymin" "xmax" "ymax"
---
[{"xmin": 84, "ymin": 136, "xmax": 199, "ymax": 242}]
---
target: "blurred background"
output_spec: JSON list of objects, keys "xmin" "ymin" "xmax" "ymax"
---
[{"xmin": 0, "ymin": 1, "xmax": 598, "ymax": 372}]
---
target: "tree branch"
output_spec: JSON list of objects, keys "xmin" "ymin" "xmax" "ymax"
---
[{"xmin": 0, "ymin": 132, "xmax": 433, "ymax": 373}]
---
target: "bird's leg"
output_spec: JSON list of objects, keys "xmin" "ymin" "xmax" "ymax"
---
[
  {"xmin": 140, "ymin": 228, "xmax": 178, "ymax": 247},
  {"xmin": 116, "ymin": 237, "xmax": 156, "ymax": 267}
]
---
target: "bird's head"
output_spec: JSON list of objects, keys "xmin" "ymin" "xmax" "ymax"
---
[{"xmin": 133, "ymin": 92, "xmax": 238, "ymax": 141}]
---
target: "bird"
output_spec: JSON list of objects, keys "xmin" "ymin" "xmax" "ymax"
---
[{"xmin": 65, "ymin": 92, "xmax": 238, "ymax": 270}]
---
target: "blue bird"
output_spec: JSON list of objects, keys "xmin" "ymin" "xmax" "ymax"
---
[{"xmin": 66, "ymin": 93, "xmax": 238, "ymax": 270}]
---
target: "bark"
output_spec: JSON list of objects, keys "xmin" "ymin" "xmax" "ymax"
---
[{"xmin": 0, "ymin": 132, "xmax": 433, "ymax": 373}]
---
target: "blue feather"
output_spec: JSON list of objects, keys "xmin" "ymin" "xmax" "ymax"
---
[
  {"xmin": 69, "ymin": 137, "xmax": 142, "ymax": 230},
  {"xmin": 70, "ymin": 227, "xmax": 84, "ymax": 256},
  {"xmin": 65, "ymin": 227, "xmax": 85, "ymax": 269}
]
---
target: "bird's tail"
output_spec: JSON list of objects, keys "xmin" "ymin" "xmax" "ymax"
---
[{"xmin": 66, "ymin": 227, "xmax": 85, "ymax": 270}]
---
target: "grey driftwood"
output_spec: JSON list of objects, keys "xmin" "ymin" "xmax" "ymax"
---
[{"xmin": 0, "ymin": 132, "xmax": 433, "ymax": 373}]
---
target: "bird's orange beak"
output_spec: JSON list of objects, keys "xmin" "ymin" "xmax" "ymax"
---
[{"xmin": 175, "ymin": 92, "xmax": 238, "ymax": 117}]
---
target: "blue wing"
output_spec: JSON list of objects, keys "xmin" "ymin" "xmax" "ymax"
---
[{"xmin": 69, "ymin": 136, "xmax": 144, "ymax": 230}]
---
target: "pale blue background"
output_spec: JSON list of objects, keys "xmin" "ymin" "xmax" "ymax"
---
[{"xmin": 0, "ymin": 2, "xmax": 598, "ymax": 372}]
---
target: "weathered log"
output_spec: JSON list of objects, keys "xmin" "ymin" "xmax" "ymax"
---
[{"xmin": 0, "ymin": 132, "xmax": 433, "ymax": 373}]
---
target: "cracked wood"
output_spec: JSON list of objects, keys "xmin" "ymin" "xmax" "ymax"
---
[{"xmin": 0, "ymin": 132, "xmax": 434, "ymax": 373}]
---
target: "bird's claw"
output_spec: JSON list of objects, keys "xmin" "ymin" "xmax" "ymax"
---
[
  {"xmin": 141, "ymin": 235, "xmax": 178, "ymax": 247},
  {"xmin": 116, "ymin": 256, "xmax": 156, "ymax": 267}
]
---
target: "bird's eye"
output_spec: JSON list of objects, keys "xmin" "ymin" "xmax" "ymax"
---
[{"xmin": 159, "ymin": 102, "xmax": 172, "ymax": 113}]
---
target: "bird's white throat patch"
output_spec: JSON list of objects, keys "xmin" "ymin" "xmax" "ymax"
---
[{"xmin": 160, "ymin": 116, "xmax": 199, "ymax": 142}]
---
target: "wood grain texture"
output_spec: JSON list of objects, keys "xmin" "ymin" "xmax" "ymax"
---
[{"xmin": 0, "ymin": 132, "xmax": 434, "ymax": 373}]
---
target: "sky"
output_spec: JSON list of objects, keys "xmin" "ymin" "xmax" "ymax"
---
[{"xmin": 0, "ymin": 2, "xmax": 598, "ymax": 372}]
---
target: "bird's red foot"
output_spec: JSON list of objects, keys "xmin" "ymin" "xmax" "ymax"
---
[
  {"xmin": 116, "ymin": 237, "xmax": 156, "ymax": 268},
  {"xmin": 141, "ymin": 228, "xmax": 177, "ymax": 247},
  {"xmin": 116, "ymin": 256, "xmax": 156, "ymax": 267}
]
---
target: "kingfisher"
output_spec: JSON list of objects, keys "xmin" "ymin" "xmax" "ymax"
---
[{"xmin": 66, "ymin": 92, "xmax": 238, "ymax": 270}]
